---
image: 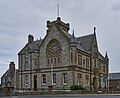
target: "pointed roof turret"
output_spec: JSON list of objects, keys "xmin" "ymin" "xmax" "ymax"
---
[
  {"xmin": 72, "ymin": 29, "xmax": 75, "ymax": 38},
  {"xmin": 105, "ymin": 51, "xmax": 109, "ymax": 60},
  {"xmin": 70, "ymin": 29, "xmax": 77, "ymax": 46}
]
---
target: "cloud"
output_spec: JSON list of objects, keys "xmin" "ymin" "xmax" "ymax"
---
[{"xmin": 112, "ymin": 3, "xmax": 120, "ymax": 11}]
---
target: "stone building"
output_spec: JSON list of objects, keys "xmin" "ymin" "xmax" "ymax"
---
[
  {"xmin": 1, "ymin": 62, "xmax": 16, "ymax": 95},
  {"xmin": 17, "ymin": 17, "xmax": 109, "ymax": 92},
  {"xmin": 109, "ymin": 73, "xmax": 120, "ymax": 91}
]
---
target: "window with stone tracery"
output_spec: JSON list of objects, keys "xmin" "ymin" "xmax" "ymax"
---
[{"xmin": 46, "ymin": 39, "xmax": 62, "ymax": 66}]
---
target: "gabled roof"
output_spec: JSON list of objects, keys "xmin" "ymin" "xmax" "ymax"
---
[
  {"xmin": 18, "ymin": 18, "xmax": 106, "ymax": 61},
  {"xmin": 98, "ymin": 52, "xmax": 106, "ymax": 61},
  {"xmin": 1, "ymin": 70, "xmax": 9, "ymax": 79},
  {"xmin": 18, "ymin": 39, "xmax": 43, "ymax": 54},
  {"xmin": 109, "ymin": 73, "xmax": 120, "ymax": 80},
  {"xmin": 61, "ymin": 27, "xmax": 94, "ymax": 53},
  {"xmin": 28, "ymin": 39, "xmax": 43, "ymax": 50},
  {"xmin": 61, "ymin": 28, "xmax": 73, "ymax": 40},
  {"xmin": 77, "ymin": 34, "xmax": 94, "ymax": 51},
  {"xmin": 19, "ymin": 29, "xmax": 95, "ymax": 55}
]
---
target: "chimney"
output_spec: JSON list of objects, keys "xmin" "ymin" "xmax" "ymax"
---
[
  {"xmin": 9, "ymin": 62, "xmax": 15, "ymax": 74},
  {"xmin": 28, "ymin": 34, "xmax": 34, "ymax": 43}
]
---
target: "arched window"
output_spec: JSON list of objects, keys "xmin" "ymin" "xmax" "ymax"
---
[
  {"xmin": 24, "ymin": 75, "xmax": 29, "ymax": 86},
  {"xmin": 46, "ymin": 39, "xmax": 62, "ymax": 66}
]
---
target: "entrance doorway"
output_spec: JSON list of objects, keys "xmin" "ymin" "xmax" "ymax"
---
[
  {"xmin": 93, "ymin": 77, "xmax": 97, "ymax": 90},
  {"xmin": 34, "ymin": 75, "xmax": 37, "ymax": 90}
]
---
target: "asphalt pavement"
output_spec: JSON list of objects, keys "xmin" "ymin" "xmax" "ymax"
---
[{"xmin": 1, "ymin": 95, "xmax": 120, "ymax": 98}]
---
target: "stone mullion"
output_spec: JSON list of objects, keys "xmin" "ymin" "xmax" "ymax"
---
[{"xmin": 30, "ymin": 53, "xmax": 32, "ymax": 90}]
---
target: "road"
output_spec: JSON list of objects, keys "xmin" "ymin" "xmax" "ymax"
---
[{"xmin": 1, "ymin": 95, "xmax": 120, "ymax": 98}]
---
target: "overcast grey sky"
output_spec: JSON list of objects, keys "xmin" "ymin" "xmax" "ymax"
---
[{"xmin": 0, "ymin": 0, "xmax": 120, "ymax": 80}]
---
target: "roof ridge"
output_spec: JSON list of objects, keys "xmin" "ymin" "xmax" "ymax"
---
[{"xmin": 77, "ymin": 33, "xmax": 94, "ymax": 39}]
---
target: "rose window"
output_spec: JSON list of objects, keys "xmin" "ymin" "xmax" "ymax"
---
[
  {"xmin": 46, "ymin": 39, "xmax": 62, "ymax": 65},
  {"xmin": 47, "ymin": 39, "xmax": 61, "ymax": 57}
]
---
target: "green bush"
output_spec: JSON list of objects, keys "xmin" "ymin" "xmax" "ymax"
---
[
  {"xmin": 70, "ymin": 84, "xmax": 79, "ymax": 90},
  {"xmin": 70, "ymin": 84, "xmax": 85, "ymax": 91},
  {"xmin": 78, "ymin": 85, "xmax": 84, "ymax": 90}
]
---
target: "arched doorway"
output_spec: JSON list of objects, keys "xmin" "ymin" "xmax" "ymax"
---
[{"xmin": 93, "ymin": 77, "xmax": 97, "ymax": 90}]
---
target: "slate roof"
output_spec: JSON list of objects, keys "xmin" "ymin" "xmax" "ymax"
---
[
  {"xmin": 61, "ymin": 28, "xmax": 94, "ymax": 53},
  {"xmin": 109, "ymin": 73, "xmax": 120, "ymax": 80},
  {"xmin": 18, "ymin": 18, "xmax": 104, "ymax": 58},
  {"xmin": 1, "ymin": 70, "xmax": 9, "ymax": 79},
  {"xmin": 61, "ymin": 28, "xmax": 73, "ymax": 39},
  {"xmin": 19, "ymin": 31, "xmax": 95, "ymax": 54},
  {"xmin": 77, "ymin": 34, "xmax": 94, "ymax": 51},
  {"xmin": 19, "ymin": 39, "xmax": 43, "ymax": 54},
  {"xmin": 28, "ymin": 39, "xmax": 43, "ymax": 50}
]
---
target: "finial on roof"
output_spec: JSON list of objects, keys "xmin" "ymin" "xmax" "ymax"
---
[
  {"xmin": 72, "ymin": 29, "xmax": 75, "ymax": 38},
  {"xmin": 57, "ymin": 17, "xmax": 61, "ymax": 21},
  {"xmin": 94, "ymin": 27, "xmax": 96, "ymax": 34},
  {"xmin": 40, "ymin": 37, "xmax": 41, "ymax": 40},
  {"xmin": 105, "ymin": 51, "xmax": 109, "ymax": 60},
  {"xmin": 70, "ymin": 29, "xmax": 77, "ymax": 45}
]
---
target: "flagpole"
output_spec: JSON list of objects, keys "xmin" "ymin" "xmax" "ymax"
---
[{"xmin": 57, "ymin": 4, "xmax": 59, "ymax": 17}]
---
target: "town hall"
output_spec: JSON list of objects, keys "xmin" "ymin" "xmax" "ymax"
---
[{"xmin": 16, "ymin": 17, "xmax": 109, "ymax": 92}]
